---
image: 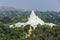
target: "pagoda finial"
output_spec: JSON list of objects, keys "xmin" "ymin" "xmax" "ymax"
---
[
  {"xmin": 30, "ymin": 10, "xmax": 36, "ymax": 17},
  {"xmin": 32, "ymin": 10, "xmax": 35, "ymax": 14}
]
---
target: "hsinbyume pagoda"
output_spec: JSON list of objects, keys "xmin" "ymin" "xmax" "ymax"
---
[
  {"xmin": 26, "ymin": 10, "xmax": 45, "ymax": 29},
  {"xmin": 10, "ymin": 10, "xmax": 56, "ymax": 29}
]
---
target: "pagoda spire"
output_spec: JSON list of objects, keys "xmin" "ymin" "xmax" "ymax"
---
[{"xmin": 30, "ymin": 10, "xmax": 36, "ymax": 17}]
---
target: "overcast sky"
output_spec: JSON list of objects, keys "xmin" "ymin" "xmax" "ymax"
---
[{"xmin": 0, "ymin": 0, "xmax": 60, "ymax": 11}]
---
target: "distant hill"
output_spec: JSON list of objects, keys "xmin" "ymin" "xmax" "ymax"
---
[
  {"xmin": 0, "ymin": 6, "xmax": 25, "ymax": 11},
  {"xmin": 0, "ymin": 6, "xmax": 27, "ymax": 16}
]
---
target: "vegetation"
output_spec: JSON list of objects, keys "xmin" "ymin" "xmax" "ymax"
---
[
  {"xmin": 0, "ymin": 10, "xmax": 60, "ymax": 25},
  {"xmin": 0, "ymin": 23, "xmax": 60, "ymax": 40},
  {"xmin": 0, "ymin": 8, "xmax": 60, "ymax": 40}
]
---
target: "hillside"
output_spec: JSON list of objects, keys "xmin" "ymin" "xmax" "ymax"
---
[
  {"xmin": 0, "ymin": 7, "xmax": 60, "ymax": 25},
  {"xmin": 0, "ymin": 7, "xmax": 60, "ymax": 40}
]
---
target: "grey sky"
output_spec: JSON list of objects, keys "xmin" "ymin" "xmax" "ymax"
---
[{"xmin": 0, "ymin": 0, "xmax": 60, "ymax": 11}]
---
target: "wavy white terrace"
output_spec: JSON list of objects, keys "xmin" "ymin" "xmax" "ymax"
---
[{"xmin": 10, "ymin": 10, "xmax": 57, "ymax": 29}]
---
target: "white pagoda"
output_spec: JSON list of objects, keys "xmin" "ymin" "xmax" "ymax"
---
[
  {"xmin": 10, "ymin": 10, "xmax": 56, "ymax": 29},
  {"xmin": 26, "ymin": 10, "xmax": 45, "ymax": 29}
]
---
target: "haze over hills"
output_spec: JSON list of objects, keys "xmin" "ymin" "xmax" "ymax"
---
[
  {"xmin": 0, "ymin": 6, "xmax": 25, "ymax": 11},
  {"xmin": 0, "ymin": 0, "xmax": 60, "ymax": 11}
]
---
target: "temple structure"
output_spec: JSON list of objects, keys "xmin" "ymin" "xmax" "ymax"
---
[
  {"xmin": 26, "ymin": 10, "xmax": 44, "ymax": 29},
  {"xmin": 10, "ymin": 10, "xmax": 56, "ymax": 29}
]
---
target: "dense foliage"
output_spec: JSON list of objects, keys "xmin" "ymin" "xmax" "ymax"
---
[
  {"xmin": 0, "ymin": 23, "xmax": 60, "ymax": 40},
  {"xmin": 0, "ymin": 10, "xmax": 60, "ymax": 25},
  {"xmin": 0, "ymin": 7, "xmax": 60, "ymax": 40}
]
